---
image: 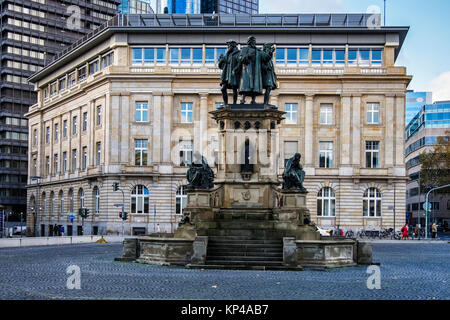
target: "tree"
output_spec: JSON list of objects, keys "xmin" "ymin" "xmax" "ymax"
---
[{"xmin": 419, "ymin": 130, "xmax": 450, "ymax": 193}]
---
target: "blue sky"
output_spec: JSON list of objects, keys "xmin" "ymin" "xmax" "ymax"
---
[{"xmin": 260, "ymin": 0, "xmax": 450, "ymax": 101}]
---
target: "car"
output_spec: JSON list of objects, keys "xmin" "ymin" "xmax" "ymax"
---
[
  {"xmin": 316, "ymin": 226, "xmax": 331, "ymax": 237},
  {"xmin": 13, "ymin": 226, "xmax": 26, "ymax": 235}
]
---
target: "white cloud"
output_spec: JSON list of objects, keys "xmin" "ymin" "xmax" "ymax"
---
[
  {"xmin": 428, "ymin": 71, "xmax": 450, "ymax": 102},
  {"xmin": 259, "ymin": 0, "xmax": 345, "ymax": 13}
]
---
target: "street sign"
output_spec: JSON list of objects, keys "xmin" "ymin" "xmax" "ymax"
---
[
  {"xmin": 423, "ymin": 202, "xmax": 432, "ymax": 211},
  {"xmin": 69, "ymin": 215, "xmax": 75, "ymax": 223}
]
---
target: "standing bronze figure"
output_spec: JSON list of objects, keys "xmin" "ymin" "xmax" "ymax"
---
[
  {"xmin": 262, "ymin": 43, "xmax": 277, "ymax": 105},
  {"xmin": 218, "ymin": 40, "xmax": 241, "ymax": 105}
]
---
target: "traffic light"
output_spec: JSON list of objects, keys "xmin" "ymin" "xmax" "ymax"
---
[
  {"xmin": 119, "ymin": 212, "xmax": 128, "ymax": 221},
  {"xmin": 112, "ymin": 182, "xmax": 119, "ymax": 191},
  {"xmin": 78, "ymin": 208, "xmax": 89, "ymax": 219}
]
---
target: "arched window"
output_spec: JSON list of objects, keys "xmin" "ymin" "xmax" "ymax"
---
[
  {"xmin": 59, "ymin": 191, "xmax": 64, "ymax": 217},
  {"xmin": 131, "ymin": 185, "xmax": 149, "ymax": 214},
  {"xmin": 68, "ymin": 189, "xmax": 74, "ymax": 213},
  {"xmin": 50, "ymin": 192, "xmax": 55, "ymax": 217},
  {"xmin": 79, "ymin": 189, "xmax": 85, "ymax": 208},
  {"xmin": 363, "ymin": 188, "xmax": 382, "ymax": 217},
  {"xmin": 94, "ymin": 187, "xmax": 100, "ymax": 214},
  {"xmin": 176, "ymin": 186, "xmax": 188, "ymax": 216},
  {"xmin": 317, "ymin": 187, "xmax": 336, "ymax": 217}
]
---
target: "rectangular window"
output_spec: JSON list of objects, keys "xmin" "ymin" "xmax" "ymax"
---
[
  {"xmin": 132, "ymin": 48, "xmax": 143, "ymax": 64},
  {"xmin": 367, "ymin": 102, "xmax": 380, "ymax": 124},
  {"xmin": 135, "ymin": 139, "xmax": 148, "ymax": 166},
  {"xmin": 192, "ymin": 48, "xmax": 202, "ymax": 64},
  {"xmin": 136, "ymin": 102, "xmax": 148, "ymax": 122},
  {"xmin": 72, "ymin": 149, "xmax": 77, "ymax": 171},
  {"xmin": 63, "ymin": 120, "xmax": 67, "ymax": 138},
  {"xmin": 181, "ymin": 103, "xmax": 193, "ymax": 123},
  {"xmin": 359, "ymin": 49, "xmax": 370, "ymax": 65},
  {"xmin": 82, "ymin": 112, "xmax": 88, "ymax": 131},
  {"xmin": 96, "ymin": 142, "xmax": 101, "ymax": 166},
  {"xmin": 312, "ymin": 49, "xmax": 321, "ymax": 64},
  {"xmin": 46, "ymin": 126, "xmax": 50, "ymax": 143},
  {"xmin": 68, "ymin": 72, "xmax": 76, "ymax": 88},
  {"xmin": 88, "ymin": 59, "xmax": 99, "ymax": 75},
  {"xmin": 63, "ymin": 152, "xmax": 67, "ymax": 173},
  {"xmin": 320, "ymin": 104, "xmax": 333, "ymax": 125},
  {"xmin": 78, "ymin": 66, "xmax": 87, "ymax": 82},
  {"xmin": 156, "ymin": 48, "xmax": 166, "ymax": 64},
  {"xmin": 59, "ymin": 77, "xmax": 66, "ymax": 92},
  {"xmin": 365, "ymin": 141, "xmax": 379, "ymax": 168},
  {"xmin": 45, "ymin": 156, "xmax": 49, "ymax": 176},
  {"xmin": 82, "ymin": 147, "xmax": 87, "ymax": 170},
  {"xmin": 54, "ymin": 123, "xmax": 58, "ymax": 141},
  {"xmin": 180, "ymin": 140, "xmax": 193, "ymax": 166},
  {"xmin": 335, "ymin": 50, "xmax": 345, "ymax": 64},
  {"xmin": 72, "ymin": 116, "xmax": 77, "ymax": 135},
  {"xmin": 276, "ymin": 48, "xmax": 285, "ymax": 64},
  {"xmin": 371, "ymin": 50, "xmax": 382, "ymax": 65},
  {"xmin": 53, "ymin": 154, "xmax": 58, "ymax": 175},
  {"xmin": 286, "ymin": 48, "xmax": 297, "ymax": 64},
  {"xmin": 33, "ymin": 129, "xmax": 37, "ymax": 146},
  {"xmin": 319, "ymin": 142, "xmax": 333, "ymax": 168},
  {"xmin": 143, "ymin": 48, "xmax": 154, "ymax": 64},
  {"xmin": 96, "ymin": 106, "xmax": 101, "ymax": 125},
  {"xmin": 323, "ymin": 50, "xmax": 333, "ymax": 64},
  {"xmin": 205, "ymin": 48, "xmax": 215, "ymax": 64},
  {"xmin": 285, "ymin": 104, "xmax": 298, "ymax": 124},
  {"xmin": 284, "ymin": 141, "xmax": 298, "ymax": 166},
  {"xmin": 348, "ymin": 50, "xmax": 358, "ymax": 65},
  {"xmin": 299, "ymin": 48, "xmax": 309, "ymax": 64}
]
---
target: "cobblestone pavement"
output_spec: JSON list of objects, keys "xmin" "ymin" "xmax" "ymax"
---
[{"xmin": 0, "ymin": 243, "xmax": 448, "ymax": 300}]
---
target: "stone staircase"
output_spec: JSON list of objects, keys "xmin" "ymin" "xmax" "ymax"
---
[{"xmin": 189, "ymin": 208, "xmax": 303, "ymax": 270}]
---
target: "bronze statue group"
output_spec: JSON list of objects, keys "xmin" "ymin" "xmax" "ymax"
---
[{"xmin": 219, "ymin": 36, "xmax": 277, "ymax": 105}]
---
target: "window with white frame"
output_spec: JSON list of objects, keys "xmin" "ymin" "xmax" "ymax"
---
[
  {"xmin": 72, "ymin": 149, "xmax": 77, "ymax": 171},
  {"xmin": 63, "ymin": 120, "xmax": 67, "ymax": 138},
  {"xmin": 320, "ymin": 104, "xmax": 333, "ymax": 125},
  {"xmin": 285, "ymin": 103, "xmax": 298, "ymax": 124},
  {"xmin": 179, "ymin": 140, "xmax": 193, "ymax": 166},
  {"xmin": 96, "ymin": 142, "xmax": 101, "ymax": 166},
  {"xmin": 205, "ymin": 47, "xmax": 226, "ymax": 64},
  {"xmin": 366, "ymin": 102, "xmax": 380, "ymax": 124},
  {"xmin": 82, "ymin": 147, "xmax": 87, "ymax": 170},
  {"xmin": 72, "ymin": 116, "xmax": 77, "ymax": 135},
  {"xmin": 54, "ymin": 123, "xmax": 58, "ymax": 141},
  {"xmin": 136, "ymin": 102, "xmax": 148, "ymax": 122},
  {"xmin": 96, "ymin": 106, "xmax": 102, "ymax": 125},
  {"xmin": 82, "ymin": 112, "xmax": 88, "ymax": 131},
  {"xmin": 319, "ymin": 142, "xmax": 333, "ymax": 168},
  {"xmin": 53, "ymin": 154, "xmax": 58, "ymax": 175},
  {"xmin": 94, "ymin": 187, "xmax": 100, "ymax": 214},
  {"xmin": 79, "ymin": 189, "xmax": 84, "ymax": 208},
  {"xmin": 284, "ymin": 141, "xmax": 298, "ymax": 166},
  {"xmin": 180, "ymin": 103, "xmax": 193, "ymax": 123},
  {"xmin": 68, "ymin": 189, "xmax": 74, "ymax": 213},
  {"xmin": 135, "ymin": 139, "xmax": 148, "ymax": 166},
  {"xmin": 132, "ymin": 47, "xmax": 166, "ymax": 64},
  {"xmin": 169, "ymin": 47, "xmax": 202, "ymax": 64},
  {"xmin": 317, "ymin": 187, "xmax": 336, "ymax": 217},
  {"xmin": 276, "ymin": 48, "xmax": 309, "ymax": 65},
  {"xmin": 363, "ymin": 188, "xmax": 382, "ymax": 217},
  {"xmin": 365, "ymin": 141, "xmax": 379, "ymax": 168},
  {"xmin": 176, "ymin": 186, "xmax": 188, "ymax": 216},
  {"xmin": 131, "ymin": 185, "xmax": 149, "ymax": 214},
  {"xmin": 63, "ymin": 152, "xmax": 67, "ymax": 173}
]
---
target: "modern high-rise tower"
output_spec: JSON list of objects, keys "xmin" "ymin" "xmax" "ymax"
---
[
  {"xmin": 0, "ymin": 0, "xmax": 121, "ymax": 215},
  {"xmin": 150, "ymin": 0, "xmax": 258, "ymax": 14}
]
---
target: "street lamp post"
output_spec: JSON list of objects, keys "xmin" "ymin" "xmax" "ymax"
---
[
  {"xmin": 425, "ymin": 183, "xmax": 450, "ymax": 239},
  {"xmin": 30, "ymin": 176, "xmax": 42, "ymax": 237}
]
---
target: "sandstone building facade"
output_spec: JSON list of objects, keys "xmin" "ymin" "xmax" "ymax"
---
[{"xmin": 26, "ymin": 14, "xmax": 411, "ymax": 236}]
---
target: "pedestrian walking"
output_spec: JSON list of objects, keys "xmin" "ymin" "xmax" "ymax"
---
[
  {"xmin": 414, "ymin": 224, "xmax": 420, "ymax": 240},
  {"xmin": 431, "ymin": 223, "xmax": 437, "ymax": 239},
  {"xmin": 400, "ymin": 223, "xmax": 409, "ymax": 240},
  {"xmin": 60, "ymin": 225, "xmax": 65, "ymax": 236}
]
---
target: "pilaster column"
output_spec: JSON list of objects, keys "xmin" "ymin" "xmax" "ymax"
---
[
  {"xmin": 162, "ymin": 93, "xmax": 173, "ymax": 163},
  {"xmin": 340, "ymin": 94, "xmax": 351, "ymax": 166},
  {"xmin": 385, "ymin": 94, "xmax": 395, "ymax": 168},
  {"xmin": 352, "ymin": 95, "xmax": 361, "ymax": 166},
  {"xmin": 395, "ymin": 94, "xmax": 406, "ymax": 167},
  {"xmin": 304, "ymin": 94, "xmax": 314, "ymax": 167},
  {"xmin": 89, "ymin": 100, "xmax": 95, "ymax": 167},
  {"xmin": 197, "ymin": 93, "xmax": 209, "ymax": 158},
  {"xmin": 152, "ymin": 93, "xmax": 163, "ymax": 164}
]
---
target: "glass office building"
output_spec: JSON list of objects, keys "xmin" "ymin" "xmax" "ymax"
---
[
  {"xmin": 119, "ymin": 0, "xmax": 154, "ymax": 13},
  {"xmin": 201, "ymin": 0, "xmax": 258, "ymax": 14},
  {"xmin": 152, "ymin": 0, "xmax": 258, "ymax": 14},
  {"xmin": 406, "ymin": 101, "xmax": 450, "ymax": 141},
  {"xmin": 406, "ymin": 91, "xmax": 432, "ymax": 126}
]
